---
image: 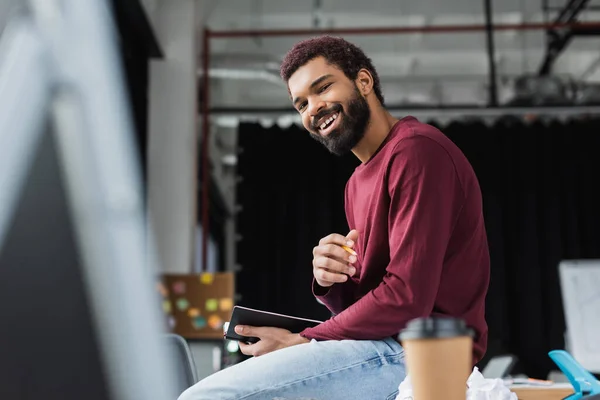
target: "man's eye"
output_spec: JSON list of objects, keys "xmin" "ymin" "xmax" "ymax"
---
[
  {"xmin": 319, "ymin": 83, "xmax": 332, "ymax": 92},
  {"xmin": 298, "ymin": 102, "xmax": 307, "ymax": 111}
]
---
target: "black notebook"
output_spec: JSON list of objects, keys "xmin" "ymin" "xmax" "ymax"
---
[{"xmin": 224, "ymin": 306, "xmax": 323, "ymax": 344}]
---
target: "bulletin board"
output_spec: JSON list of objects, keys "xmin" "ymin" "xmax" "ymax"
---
[{"xmin": 158, "ymin": 272, "xmax": 235, "ymax": 340}]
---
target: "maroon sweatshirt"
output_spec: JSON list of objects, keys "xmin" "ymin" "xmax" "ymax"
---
[{"xmin": 300, "ymin": 116, "xmax": 490, "ymax": 363}]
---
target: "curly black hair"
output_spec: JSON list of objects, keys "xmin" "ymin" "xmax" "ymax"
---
[{"xmin": 280, "ymin": 36, "xmax": 385, "ymax": 105}]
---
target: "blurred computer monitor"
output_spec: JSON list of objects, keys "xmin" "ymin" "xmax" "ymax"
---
[
  {"xmin": 0, "ymin": 2, "xmax": 179, "ymax": 397},
  {"xmin": 0, "ymin": 124, "xmax": 114, "ymax": 399},
  {"xmin": 559, "ymin": 259, "xmax": 600, "ymax": 373}
]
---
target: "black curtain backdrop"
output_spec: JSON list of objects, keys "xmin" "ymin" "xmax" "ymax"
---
[
  {"xmin": 235, "ymin": 123, "xmax": 359, "ymax": 321},
  {"xmin": 234, "ymin": 117, "xmax": 600, "ymax": 379}
]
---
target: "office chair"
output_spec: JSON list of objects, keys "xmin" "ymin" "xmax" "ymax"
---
[{"xmin": 165, "ymin": 334, "xmax": 198, "ymax": 394}]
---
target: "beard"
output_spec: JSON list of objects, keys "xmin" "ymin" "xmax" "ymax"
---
[{"xmin": 309, "ymin": 87, "xmax": 370, "ymax": 156}]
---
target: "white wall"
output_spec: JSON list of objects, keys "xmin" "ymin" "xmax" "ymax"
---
[
  {"xmin": 138, "ymin": 0, "xmax": 160, "ymax": 30},
  {"xmin": 144, "ymin": 0, "xmax": 224, "ymax": 379},
  {"xmin": 147, "ymin": 0, "xmax": 198, "ymax": 274}
]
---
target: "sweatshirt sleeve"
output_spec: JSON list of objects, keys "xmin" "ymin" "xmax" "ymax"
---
[
  {"xmin": 312, "ymin": 275, "xmax": 359, "ymax": 316},
  {"xmin": 300, "ymin": 136, "xmax": 465, "ymax": 341}
]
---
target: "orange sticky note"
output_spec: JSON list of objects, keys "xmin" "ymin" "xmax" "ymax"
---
[
  {"xmin": 187, "ymin": 308, "xmax": 200, "ymax": 317},
  {"xmin": 219, "ymin": 298, "xmax": 233, "ymax": 312},
  {"xmin": 208, "ymin": 315, "xmax": 223, "ymax": 330}
]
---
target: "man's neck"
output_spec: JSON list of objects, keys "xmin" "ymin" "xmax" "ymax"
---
[{"xmin": 352, "ymin": 106, "xmax": 398, "ymax": 164}]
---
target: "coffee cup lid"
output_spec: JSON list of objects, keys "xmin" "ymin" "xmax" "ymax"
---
[{"xmin": 399, "ymin": 317, "xmax": 474, "ymax": 341}]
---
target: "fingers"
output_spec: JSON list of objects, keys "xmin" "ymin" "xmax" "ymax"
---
[
  {"xmin": 316, "ymin": 231, "xmax": 359, "ymax": 259},
  {"xmin": 236, "ymin": 326, "xmax": 261, "ymax": 356},
  {"xmin": 312, "ymin": 254, "xmax": 356, "ymax": 287},
  {"xmin": 313, "ymin": 243, "xmax": 356, "ymax": 264},
  {"xmin": 318, "ymin": 233, "xmax": 356, "ymax": 247},
  {"xmin": 346, "ymin": 229, "xmax": 359, "ymax": 243},
  {"xmin": 238, "ymin": 341, "xmax": 257, "ymax": 356},
  {"xmin": 235, "ymin": 325, "xmax": 288, "ymax": 339},
  {"xmin": 312, "ymin": 249, "xmax": 356, "ymax": 275},
  {"xmin": 235, "ymin": 325, "xmax": 259, "ymax": 337},
  {"xmin": 239, "ymin": 341, "xmax": 269, "ymax": 357},
  {"xmin": 235, "ymin": 326, "xmax": 292, "ymax": 357},
  {"xmin": 315, "ymin": 268, "xmax": 350, "ymax": 284},
  {"xmin": 313, "ymin": 230, "xmax": 360, "ymax": 287}
]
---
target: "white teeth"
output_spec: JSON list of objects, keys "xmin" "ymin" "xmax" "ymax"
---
[{"xmin": 319, "ymin": 113, "xmax": 338, "ymax": 130}]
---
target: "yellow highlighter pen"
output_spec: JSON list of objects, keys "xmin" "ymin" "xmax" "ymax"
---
[{"xmin": 341, "ymin": 245, "xmax": 357, "ymax": 256}]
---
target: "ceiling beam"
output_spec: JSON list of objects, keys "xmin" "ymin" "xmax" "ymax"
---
[{"xmin": 538, "ymin": 0, "xmax": 590, "ymax": 76}]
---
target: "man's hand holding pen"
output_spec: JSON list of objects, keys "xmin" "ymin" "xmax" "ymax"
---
[{"xmin": 312, "ymin": 229, "xmax": 359, "ymax": 288}]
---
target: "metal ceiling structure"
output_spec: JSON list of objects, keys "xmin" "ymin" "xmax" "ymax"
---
[
  {"xmin": 200, "ymin": 0, "xmax": 600, "ymax": 110},
  {"xmin": 539, "ymin": 0, "xmax": 594, "ymax": 75}
]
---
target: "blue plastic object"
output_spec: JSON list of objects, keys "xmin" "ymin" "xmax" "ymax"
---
[{"xmin": 548, "ymin": 350, "xmax": 600, "ymax": 400}]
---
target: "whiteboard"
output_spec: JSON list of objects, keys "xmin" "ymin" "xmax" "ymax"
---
[{"xmin": 559, "ymin": 260, "xmax": 600, "ymax": 373}]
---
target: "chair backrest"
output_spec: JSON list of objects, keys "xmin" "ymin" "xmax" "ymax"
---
[
  {"xmin": 481, "ymin": 355, "xmax": 517, "ymax": 378},
  {"xmin": 165, "ymin": 334, "xmax": 198, "ymax": 394}
]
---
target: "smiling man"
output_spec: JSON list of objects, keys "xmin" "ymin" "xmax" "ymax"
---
[{"xmin": 178, "ymin": 36, "xmax": 490, "ymax": 400}]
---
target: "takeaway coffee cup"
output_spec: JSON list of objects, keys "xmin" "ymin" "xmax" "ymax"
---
[{"xmin": 399, "ymin": 317, "xmax": 474, "ymax": 400}]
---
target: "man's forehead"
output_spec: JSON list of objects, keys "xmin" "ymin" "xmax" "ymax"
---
[{"xmin": 288, "ymin": 57, "xmax": 341, "ymax": 94}]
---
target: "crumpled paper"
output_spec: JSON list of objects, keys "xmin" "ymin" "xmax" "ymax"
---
[{"xmin": 396, "ymin": 367, "xmax": 518, "ymax": 400}]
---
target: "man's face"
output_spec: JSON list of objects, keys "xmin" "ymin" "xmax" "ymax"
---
[{"xmin": 287, "ymin": 57, "xmax": 370, "ymax": 156}]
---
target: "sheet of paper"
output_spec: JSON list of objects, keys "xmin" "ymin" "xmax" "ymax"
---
[{"xmin": 559, "ymin": 260, "xmax": 600, "ymax": 373}]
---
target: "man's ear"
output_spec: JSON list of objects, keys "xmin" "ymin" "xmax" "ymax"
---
[{"xmin": 355, "ymin": 69, "xmax": 374, "ymax": 96}]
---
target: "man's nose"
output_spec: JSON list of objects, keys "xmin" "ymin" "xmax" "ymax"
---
[{"xmin": 308, "ymin": 99, "xmax": 326, "ymax": 118}]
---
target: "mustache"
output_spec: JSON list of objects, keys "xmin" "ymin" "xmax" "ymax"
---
[{"xmin": 311, "ymin": 103, "xmax": 343, "ymax": 130}]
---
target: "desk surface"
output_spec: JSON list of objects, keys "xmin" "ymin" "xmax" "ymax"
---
[{"xmin": 510, "ymin": 384, "xmax": 573, "ymax": 400}]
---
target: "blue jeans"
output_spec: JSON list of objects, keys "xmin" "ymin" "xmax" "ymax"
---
[{"xmin": 178, "ymin": 337, "xmax": 405, "ymax": 400}]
